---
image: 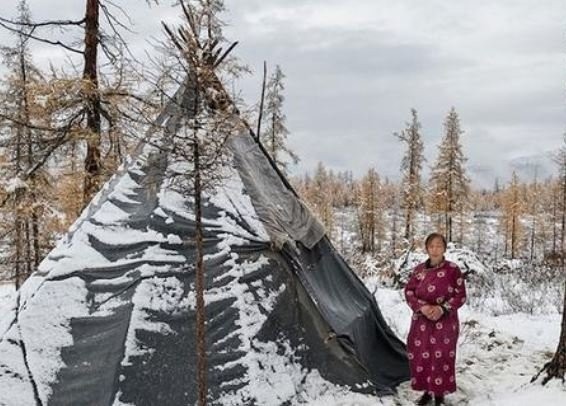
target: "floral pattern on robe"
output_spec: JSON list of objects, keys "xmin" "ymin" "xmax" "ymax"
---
[{"xmin": 404, "ymin": 260, "xmax": 467, "ymax": 396}]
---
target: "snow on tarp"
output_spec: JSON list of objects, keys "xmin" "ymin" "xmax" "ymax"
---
[{"xmin": 0, "ymin": 97, "xmax": 408, "ymax": 404}]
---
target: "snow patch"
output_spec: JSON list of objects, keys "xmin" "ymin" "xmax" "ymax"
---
[
  {"xmin": 122, "ymin": 275, "xmax": 188, "ymax": 366},
  {"xmin": 13, "ymin": 277, "xmax": 89, "ymax": 403}
]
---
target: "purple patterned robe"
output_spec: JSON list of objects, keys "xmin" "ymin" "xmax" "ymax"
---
[{"xmin": 404, "ymin": 260, "xmax": 467, "ymax": 396}]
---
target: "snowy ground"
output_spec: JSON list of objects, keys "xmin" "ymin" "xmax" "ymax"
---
[
  {"xmin": 371, "ymin": 282, "xmax": 565, "ymax": 406},
  {"xmin": 301, "ymin": 277, "xmax": 565, "ymax": 406},
  {"xmin": 1, "ymin": 276, "xmax": 564, "ymax": 405}
]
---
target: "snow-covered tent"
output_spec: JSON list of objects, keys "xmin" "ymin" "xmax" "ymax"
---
[{"xmin": 0, "ymin": 81, "xmax": 409, "ymax": 405}]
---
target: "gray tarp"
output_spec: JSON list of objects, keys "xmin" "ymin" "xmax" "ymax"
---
[
  {"xmin": 0, "ymin": 85, "xmax": 409, "ymax": 405},
  {"xmin": 229, "ymin": 134, "xmax": 325, "ymax": 249}
]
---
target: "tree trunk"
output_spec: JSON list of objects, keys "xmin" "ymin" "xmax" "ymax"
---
[
  {"xmin": 404, "ymin": 152, "xmax": 416, "ymax": 241},
  {"xmin": 391, "ymin": 201, "xmax": 398, "ymax": 257},
  {"xmin": 530, "ymin": 176, "xmax": 537, "ymax": 262},
  {"xmin": 404, "ymin": 206, "xmax": 411, "ymax": 241},
  {"xmin": 194, "ymin": 131, "xmax": 207, "ymax": 406},
  {"xmin": 370, "ymin": 184, "xmax": 375, "ymax": 253},
  {"xmin": 535, "ymin": 158, "xmax": 566, "ymax": 384},
  {"xmin": 256, "ymin": 61, "xmax": 267, "ymax": 141},
  {"xmin": 82, "ymin": 0, "xmax": 102, "ymax": 206},
  {"xmin": 24, "ymin": 219, "xmax": 31, "ymax": 278},
  {"xmin": 447, "ymin": 182, "xmax": 453, "ymax": 242},
  {"xmin": 15, "ymin": 31, "xmax": 37, "ymax": 285},
  {"xmin": 553, "ymin": 186, "xmax": 558, "ymax": 256},
  {"xmin": 14, "ymin": 214, "xmax": 22, "ymax": 290},
  {"xmin": 511, "ymin": 213, "xmax": 516, "ymax": 260},
  {"xmin": 530, "ymin": 217, "xmax": 536, "ymax": 262},
  {"xmin": 537, "ymin": 279, "xmax": 566, "ymax": 384},
  {"xmin": 561, "ymin": 163, "xmax": 566, "ymax": 269},
  {"xmin": 503, "ymin": 219, "xmax": 509, "ymax": 257},
  {"xmin": 32, "ymin": 211, "xmax": 40, "ymax": 269},
  {"xmin": 270, "ymin": 114, "xmax": 277, "ymax": 166}
]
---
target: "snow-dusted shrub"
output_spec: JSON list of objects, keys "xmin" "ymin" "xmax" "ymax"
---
[
  {"xmin": 466, "ymin": 264, "xmax": 564, "ymax": 315},
  {"xmin": 492, "ymin": 258, "xmax": 525, "ymax": 274},
  {"xmin": 346, "ymin": 251, "xmax": 396, "ymax": 283}
]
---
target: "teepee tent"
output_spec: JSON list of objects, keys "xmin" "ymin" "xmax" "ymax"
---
[{"xmin": 0, "ymin": 14, "xmax": 409, "ymax": 406}]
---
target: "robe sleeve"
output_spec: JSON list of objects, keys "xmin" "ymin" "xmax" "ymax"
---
[
  {"xmin": 404, "ymin": 266, "xmax": 426, "ymax": 313},
  {"xmin": 445, "ymin": 265, "xmax": 467, "ymax": 312}
]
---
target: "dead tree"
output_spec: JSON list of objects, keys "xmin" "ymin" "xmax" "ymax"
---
[
  {"xmin": 0, "ymin": 0, "xmax": 160, "ymax": 207},
  {"xmin": 81, "ymin": 0, "xmax": 102, "ymax": 204},
  {"xmin": 162, "ymin": 2, "xmax": 241, "ymax": 404},
  {"xmin": 533, "ymin": 137, "xmax": 566, "ymax": 384}
]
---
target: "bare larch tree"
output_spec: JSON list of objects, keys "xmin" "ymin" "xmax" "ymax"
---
[
  {"xmin": 429, "ymin": 107, "xmax": 470, "ymax": 242},
  {"xmin": 0, "ymin": 0, "xmax": 54, "ymax": 286},
  {"xmin": 260, "ymin": 64, "xmax": 298, "ymax": 174},
  {"xmin": 395, "ymin": 108, "xmax": 425, "ymax": 243},
  {"xmin": 161, "ymin": 1, "xmax": 246, "ymax": 404}
]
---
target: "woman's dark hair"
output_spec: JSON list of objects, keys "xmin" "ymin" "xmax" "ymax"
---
[{"xmin": 424, "ymin": 232, "xmax": 447, "ymax": 249}]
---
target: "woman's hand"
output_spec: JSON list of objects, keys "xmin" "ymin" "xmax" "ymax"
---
[{"xmin": 420, "ymin": 304, "xmax": 444, "ymax": 321}]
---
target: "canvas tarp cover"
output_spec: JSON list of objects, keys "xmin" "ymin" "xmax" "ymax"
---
[
  {"xmin": 0, "ymin": 128, "xmax": 408, "ymax": 405},
  {"xmin": 228, "ymin": 134, "xmax": 325, "ymax": 249}
]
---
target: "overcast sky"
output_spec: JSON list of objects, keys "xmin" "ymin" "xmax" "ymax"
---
[{"xmin": 1, "ymin": 0, "xmax": 564, "ymax": 187}]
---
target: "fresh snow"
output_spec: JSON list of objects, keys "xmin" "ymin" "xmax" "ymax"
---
[
  {"xmin": 369, "ymin": 283, "xmax": 564, "ymax": 405},
  {"xmin": 121, "ymin": 275, "xmax": 189, "ymax": 366},
  {"xmin": 0, "ymin": 278, "xmax": 90, "ymax": 405},
  {"xmin": 1, "ymin": 273, "xmax": 564, "ymax": 405}
]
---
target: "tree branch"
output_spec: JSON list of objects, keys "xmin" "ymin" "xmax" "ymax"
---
[
  {"xmin": 0, "ymin": 109, "xmax": 86, "ymax": 209},
  {"xmin": 0, "ymin": 19, "xmax": 84, "ymax": 54},
  {"xmin": 0, "ymin": 112, "xmax": 72, "ymax": 133},
  {"xmin": 0, "ymin": 15, "xmax": 85, "ymax": 28},
  {"xmin": 100, "ymin": 2, "xmax": 133, "ymax": 34},
  {"xmin": 102, "ymin": 91, "xmax": 160, "ymax": 109}
]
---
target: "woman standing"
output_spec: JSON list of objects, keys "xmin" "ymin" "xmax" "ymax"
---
[{"xmin": 404, "ymin": 233, "xmax": 467, "ymax": 406}]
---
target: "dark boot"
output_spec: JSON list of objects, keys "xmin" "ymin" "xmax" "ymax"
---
[
  {"xmin": 434, "ymin": 395, "xmax": 445, "ymax": 405},
  {"xmin": 415, "ymin": 392, "xmax": 432, "ymax": 405}
]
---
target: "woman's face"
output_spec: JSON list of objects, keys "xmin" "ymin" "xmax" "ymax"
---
[{"xmin": 426, "ymin": 237, "xmax": 446, "ymax": 261}]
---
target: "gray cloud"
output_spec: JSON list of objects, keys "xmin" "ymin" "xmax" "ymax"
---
[
  {"xmin": 0, "ymin": 0, "xmax": 563, "ymax": 186},
  {"xmin": 228, "ymin": 1, "xmax": 565, "ymax": 184}
]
